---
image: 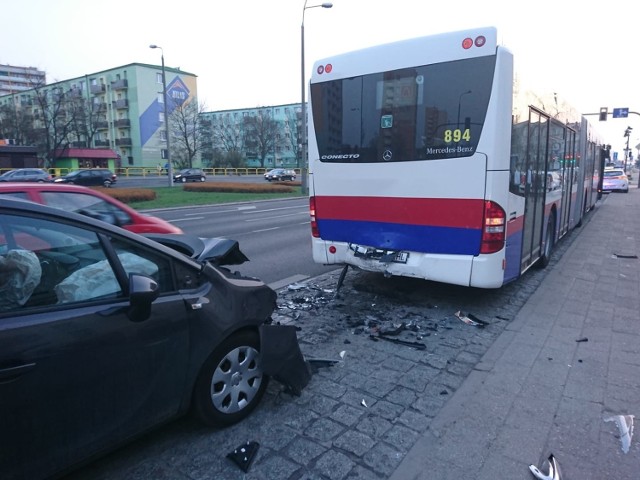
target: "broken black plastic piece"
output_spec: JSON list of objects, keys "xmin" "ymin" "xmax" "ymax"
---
[
  {"xmin": 369, "ymin": 334, "xmax": 427, "ymax": 350},
  {"xmin": 227, "ymin": 441, "xmax": 259, "ymax": 473},
  {"xmin": 260, "ymin": 324, "xmax": 311, "ymax": 396}
]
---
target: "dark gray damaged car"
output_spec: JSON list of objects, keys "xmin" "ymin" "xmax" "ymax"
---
[{"xmin": 0, "ymin": 197, "xmax": 305, "ymax": 480}]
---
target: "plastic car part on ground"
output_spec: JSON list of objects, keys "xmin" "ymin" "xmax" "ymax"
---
[
  {"xmin": 604, "ymin": 414, "xmax": 635, "ymax": 453},
  {"xmin": 528, "ymin": 454, "xmax": 562, "ymax": 480},
  {"xmin": 226, "ymin": 441, "xmax": 260, "ymax": 473}
]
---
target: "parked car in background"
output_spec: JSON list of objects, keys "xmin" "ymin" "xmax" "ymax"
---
[
  {"xmin": 0, "ymin": 196, "xmax": 278, "ymax": 480},
  {"xmin": 173, "ymin": 168, "xmax": 206, "ymax": 183},
  {"xmin": 601, "ymin": 168, "xmax": 629, "ymax": 193},
  {"xmin": 0, "ymin": 183, "xmax": 182, "ymax": 234},
  {"xmin": 53, "ymin": 168, "xmax": 117, "ymax": 187},
  {"xmin": 264, "ymin": 168, "xmax": 296, "ymax": 181},
  {"xmin": 0, "ymin": 168, "xmax": 52, "ymax": 183}
]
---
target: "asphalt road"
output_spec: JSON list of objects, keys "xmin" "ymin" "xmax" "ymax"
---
[{"xmin": 148, "ymin": 197, "xmax": 338, "ymax": 289}]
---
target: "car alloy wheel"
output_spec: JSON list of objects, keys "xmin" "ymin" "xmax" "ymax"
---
[
  {"xmin": 192, "ymin": 330, "xmax": 268, "ymax": 427},
  {"xmin": 181, "ymin": 177, "xmax": 187, "ymax": 183}
]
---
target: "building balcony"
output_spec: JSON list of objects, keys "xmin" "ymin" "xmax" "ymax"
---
[
  {"xmin": 111, "ymin": 79, "xmax": 128, "ymax": 90},
  {"xmin": 114, "ymin": 118, "xmax": 130, "ymax": 128},
  {"xmin": 93, "ymin": 121, "xmax": 109, "ymax": 130},
  {"xmin": 90, "ymin": 84, "xmax": 106, "ymax": 94},
  {"xmin": 115, "ymin": 137, "xmax": 132, "ymax": 146},
  {"xmin": 112, "ymin": 99, "xmax": 129, "ymax": 109},
  {"xmin": 92, "ymin": 102, "xmax": 108, "ymax": 113},
  {"xmin": 94, "ymin": 140, "xmax": 110, "ymax": 147}
]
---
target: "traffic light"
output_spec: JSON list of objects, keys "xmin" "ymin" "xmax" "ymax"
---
[
  {"xmin": 599, "ymin": 107, "xmax": 608, "ymax": 121},
  {"xmin": 624, "ymin": 126, "xmax": 633, "ymax": 137}
]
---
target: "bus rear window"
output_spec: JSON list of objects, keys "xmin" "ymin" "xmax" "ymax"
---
[{"xmin": 311, "ymin": 55, "xmax": 495, "ymax": 163}]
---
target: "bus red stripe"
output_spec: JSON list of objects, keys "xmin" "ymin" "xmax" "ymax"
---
[{"xmin": 315, "ymin": 196, "xmax": 485, "ymax": 229}]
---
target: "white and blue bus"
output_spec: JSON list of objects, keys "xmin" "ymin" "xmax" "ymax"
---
[{"xmin": 308, "ymin": 27, "xmax": 604, "ymax": 288}]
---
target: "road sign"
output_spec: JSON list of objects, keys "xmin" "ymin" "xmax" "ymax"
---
[
  {"xmin": 613, "ymin": 152, "xmax": 618, "ymax": 161},
  {"xmin": 613, "ymin": 108, "xmax": 629, "ymax": 118}
]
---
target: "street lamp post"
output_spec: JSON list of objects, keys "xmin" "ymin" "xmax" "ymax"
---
[
  {"xmin": 624, "ymin": 126, "xmax": 633, "ymax": 171},
  {"xmin": 300, "ymin": 1, "xmax": 332, "ymax": 195},
  {"xmin": 149, "ymin": 44, "xmax": 173, "ymax": 187}
]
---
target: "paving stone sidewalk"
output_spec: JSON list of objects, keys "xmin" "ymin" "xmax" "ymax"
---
[{"xmin": 390, "ymin": 189, "xmax": 640, "ymax": 480}]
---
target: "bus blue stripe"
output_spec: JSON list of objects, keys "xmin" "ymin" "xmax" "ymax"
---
[{"xmin": 318, "ymin": 219, "xmax": 482, "ymax": 255}]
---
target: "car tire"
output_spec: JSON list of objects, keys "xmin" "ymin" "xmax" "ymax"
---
[
  {"xmin": 103, "ymin": 180, "xmax": 111, "ymax": 188},
  {"xmin": 192, "ymin": 330, "xmax": 268, "ymax": 427},
  {"xmin": 200, "ymin": 176, "xmax": 206, "ymax": 182}
]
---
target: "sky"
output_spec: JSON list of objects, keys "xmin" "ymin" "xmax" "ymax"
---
[{"xmin": 2, "ymin": 0, "xmax": 637, "ymax": 156}]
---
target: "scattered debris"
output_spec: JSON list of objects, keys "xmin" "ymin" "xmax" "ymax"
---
[
  {"xmin": 604, "ymin": 414, "xmax": 635, "ymax": 454},
  {"xmin": 226, "ymin": 441, "xmax": 259, "ymax": 473},
  {"xmin": 529, "ymin": 453, "xmax": 562, "ymax": 480},
  {"xmin": 369, "ymin": 334, "xmax": 427, "ymax": 350},
  {"xmin": 575, "ymin": 337, "xmax": 588, "ymax": 343},
  {"xmin": 612, "ymin": 253, "xmax": 638, "ymax": 259},
  {"xmin": 454, "ymin": 311, "xmax": 489, "ymax": 327},
  {"xmin": 260, "ymin": 324, "xmax": 311, "ymax": 396},
  {"xmin": 361, "ymin": 399, "xmax": 368, "ymax": 408}
]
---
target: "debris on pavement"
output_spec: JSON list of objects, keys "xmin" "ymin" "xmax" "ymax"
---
[
  {"xmin": 369, "ymin": 334, "xmax": 427, "ymax": 350},
  {"xmin": 604, "ymin": 414, "xmax": 635, "ymax": 453},
  {"xmin": 226, "ymin": 441, "xmax": 259, "ymax": 473},
  {"xmin": 528, "ymin": 453, "xmax": 562, "ymax": 480},
  {"xmin": 454, "ymin": 310, "xmax": 489, "ymax": 327},
  {"xmin": 260, "ymin": 324, "xmax": 311, "ymax": 396},
  {"xmin": 575, "ymin": 337, "xmax": 588, "ymax": 343}
]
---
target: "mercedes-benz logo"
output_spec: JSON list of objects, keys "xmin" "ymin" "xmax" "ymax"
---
[{"xmin": 383, "ymin": 150, "xmax": 392, "ymax": 161}]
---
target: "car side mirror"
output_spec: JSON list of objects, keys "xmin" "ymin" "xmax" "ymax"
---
[{"xmin": 127, "ymin": 273, "xmax": 159, "ymax": 322}]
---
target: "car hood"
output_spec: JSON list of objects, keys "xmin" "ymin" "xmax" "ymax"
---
[{"xmin": 142, "ymin": 233, "xmax": 249, "ymax": 266}]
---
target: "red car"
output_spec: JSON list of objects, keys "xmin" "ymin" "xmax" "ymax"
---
[{"xmin": 0, "ymin": 183, "xmax": 182, "ymax": 234}]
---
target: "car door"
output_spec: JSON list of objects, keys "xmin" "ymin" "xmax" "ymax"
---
[{"xmin": 0, "ymin": 213, "xmax": 190, "ymax": 479}]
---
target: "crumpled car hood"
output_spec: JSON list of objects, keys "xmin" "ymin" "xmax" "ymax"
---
[{"xmin": 143, "ymin": 233, "xmax": 249, "ymax": 266}]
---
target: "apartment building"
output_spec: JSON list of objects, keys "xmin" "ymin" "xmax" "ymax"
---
[
  {"xmin": 201, "ymin": 102, "xmax": 302, "ymax": 168},
  {"xmin": 0, "ymin": 63, "xmax": 198, "ymax": 169},
  {"xmin": 0, "ymin": 64, "xmax": 46, "ymax": 96}
]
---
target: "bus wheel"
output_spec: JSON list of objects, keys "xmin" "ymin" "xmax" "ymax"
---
[{"xmin": 538, "ymin": 216, "xmax": 555, "ymax": 268}]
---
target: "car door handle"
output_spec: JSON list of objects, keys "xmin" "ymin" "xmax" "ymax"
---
[{"xmin": 0, "ymin": 362, "xmax": 36, "ymax": 383}]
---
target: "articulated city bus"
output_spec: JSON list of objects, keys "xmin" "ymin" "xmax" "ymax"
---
[{"xmin": 308, "ymin": 27, "xmax": 605, "ymax": 288}]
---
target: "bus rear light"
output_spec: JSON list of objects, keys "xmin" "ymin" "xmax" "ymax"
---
[
  {"xmin": 310, "ymin": 196, "xmax": 320, "ymax": 238},
  {"xmin": 462, "ymin": 35, "xmax": 486, "ymax": 50},
  {"xmin": 329, "ymin": 245, "xmax": 336, "ymax": 254},
  {"xmin": 480, "ymin": 201, "xmax": 505, "ymax": 254}
]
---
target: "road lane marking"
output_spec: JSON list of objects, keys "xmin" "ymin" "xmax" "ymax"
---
[
  {"xmin": 244, "ymin": 212, "xmax": 308, "ymax": 222},
  {"xmin": 170, "ymin": 217, "xmax": 205, "ymax": 222},
  {"xmin": 269, "ymin": 274, "xmax": 310, "ymax": 291}
]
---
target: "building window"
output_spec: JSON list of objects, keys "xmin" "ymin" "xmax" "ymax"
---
[
  {"xmin": 156, "ymin": 73, "xmax": 162, "ymax": 84},
  {"xmin": 158, "ymin": 93, "xmax": 164, "ymax": 104},
  {"xmin": 159, "ymin": 112, "xmax": 164, "ymax": 123}
]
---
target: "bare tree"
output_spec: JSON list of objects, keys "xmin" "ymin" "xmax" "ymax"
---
[
  {"xmin": 284, "ymin": 108, "xmax": 302, "ymax": 167},
  {"xmin": 0, "ymin": 101, "xmax": 36, "ymax": 146},
  {"xmin": 243, "ymin": 108, "xmax": 280, "ymax": 168},
  {"xmin": 169, "ymin": 98, "xmax": 207, "ymax": 169},
  {"xmin": 30, "ymin": 81, "xmax": 77, "ymax": 167},
  {"xmin": 211, "ymin": 113, "xmax": 247, "ymax": 168}
]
